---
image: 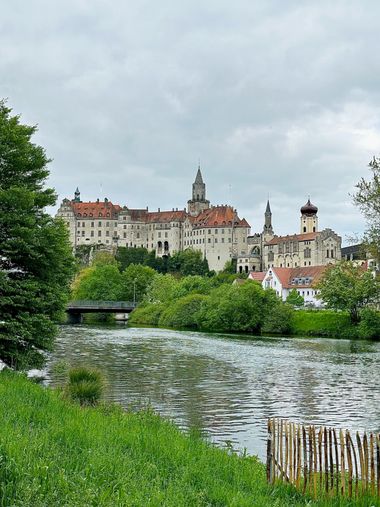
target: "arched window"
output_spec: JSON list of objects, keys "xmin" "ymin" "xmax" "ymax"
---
[{"xmin": 164, "ymin": 241, "xmax": 169, "ymax": 252}]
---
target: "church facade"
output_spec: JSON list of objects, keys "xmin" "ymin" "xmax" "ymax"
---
[
  {"xmin": 56, "ymin": 168, "xmax": 251, "ymax": 272},
  {"xmin": 236, "ymin": 199, "xmax": 342, "ymax": 273}
]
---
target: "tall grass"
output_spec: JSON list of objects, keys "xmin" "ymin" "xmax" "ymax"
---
[{"xmin": 0, "ymin": 372, "xmax": 378, "ymax": 506}]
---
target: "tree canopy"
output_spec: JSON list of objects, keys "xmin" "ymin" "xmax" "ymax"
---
[
  {"xmin": 353, "ymin": 157, "xmax": 380, "ymax": 261},
  {"xmin": 317, "ymin": 261, "xmax": 380, "ymax": 323},
  {"xmin": 0, "ymin": 101, "xmax": 74, "ymax": 369}
]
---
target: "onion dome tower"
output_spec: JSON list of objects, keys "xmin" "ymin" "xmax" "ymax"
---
[{"xmin": 300, "ymin": 198, "xmax": 318, "ymax": 233}]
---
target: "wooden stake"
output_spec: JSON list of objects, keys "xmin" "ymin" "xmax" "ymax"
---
[
  {"xmin": 363, "ymin": 432, "xmax": 369, "ymax": 492},
  {"xmin": 266, "ymin": 419, "xmax": 273, "ymax": 484},
  {"xmin": 376, "ymin": 434, "xmax": 380, "ymax": 497},
  {"xmin": 347, "ymin": 432, "xmax": 358, "ymax": 497},
  {"xmin": 303, "ymin": 426, "xmax": 308, "ymax": 494},
  {"xmin": 318, "ymin": 428, "xmax": 323, "ymax": 492},
  {"xmin": 333, "ymin": 428, "xmax": 339, "ymax": 496},
  {"xmin": 340, "ymin": 429, "xmax": 345, "ymax": 496},
  {"xmin": 370, "ymin": 433, "xmax": 375, "ymax": 496},
  {"xmin": 324, "ymin": 427, "xmax": 329, "ymax": 494},
  {"xmin": 296, "ymin": 425, "xmax": 301, "ymax": 489},
  {"xmin": 346, "ymin": 431, "xmax": 353, "ymax": 498},
  {"xmin": 289, "ymin": 422, "xmax": 293, "ymax": 484},
  {"xmin": 284, "ymin": 422, "xmax": 289, "ymax": 482},
  {"xmin": 313, "ymin": 426, "xmax": 318, "ymax": 498},
  {"xmin": 357, "ymin": 431, "xmax": 364, "ymax": 493},
  {"xmin": 308, "ymin": 426, "xmax": 313, "ymax": 494}
]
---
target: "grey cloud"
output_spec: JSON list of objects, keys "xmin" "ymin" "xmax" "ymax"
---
[{"xmin": 1, "ymin": 1, "xmax": 380, "ymax": 243}]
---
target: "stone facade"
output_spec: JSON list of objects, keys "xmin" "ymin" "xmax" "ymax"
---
[
  {"xmin": 236, "ymin": 198, "xmax": 342, "ymax": 273},
  {"xmin": 56, "ymin": 169, "xmax": 251, "ymax": 272}
]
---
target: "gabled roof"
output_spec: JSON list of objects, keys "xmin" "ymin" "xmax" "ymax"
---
[
  {"xmin": 248, "ymin": 272, "xmax": 266, "ymax": 282},
  {"xmin": 266, "ymin": 232, "xmax": 319, "ymax": 245},
  {"xmin": 72, "ymin": 201, "xmax": 121, "ymax": 219},
  {"xmin": 192, "ymin": 205, "xmax": 250, "ymax": 229},
  {"xmin": 267, "ymin": 265, "xmax": 327, "ymax": 288}
]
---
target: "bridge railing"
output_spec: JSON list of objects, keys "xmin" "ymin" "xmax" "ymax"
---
[{"xmin": 67, "ymin": 300, "xmax": 137, "ymax": 309}]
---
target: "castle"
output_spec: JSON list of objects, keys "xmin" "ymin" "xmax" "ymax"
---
[
  {"xmin": 56, "ymin": 168, "xmax": 250, "ymax": 272},
  {"xmin": 57, "ymin": 168, "xmax": 342, "ymax": 272}
]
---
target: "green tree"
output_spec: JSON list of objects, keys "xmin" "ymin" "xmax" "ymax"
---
[
  {"xmin": 286, "ymin": 289, "xmax": 304, "ymax": 308},
  {"xmin": 353, "ymin": 157, "xmax": 380, "ymax": 261},
  {"xmin": 0, "ymin": 102, "xmax": 74, "ymax": 369},
  {"xmin": 197, "ymin": 281, "xmax": 279, "ymax": 333},
  {"xmin": 72, "ymin": 265, "xmax": 123, "ymax": 301},
  {"xmin": 168, "ymin": 249, "xmax": 209, "ymax": 276},
  {"xmin": 159, "ymin": 293, "xmax": 207, "ymax": 329},
  {"xmin": 144, "ymin": 273, "xmax": 179, "ymax": 304},
  {"xmin": 317, "ymin": 261, "xmax": 380, "ymax": 323},
  {"xmin": 120, "ymin": 264, "xmax": 156, "ymax": 302}
]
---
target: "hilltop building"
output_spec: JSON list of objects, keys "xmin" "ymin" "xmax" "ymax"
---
[
  {"xmin": 236, "ymin": 199, "xmax": 342, "ymax": 273},
  {"xmin": 56, "ymin": 168, "xmax": 250, "ymax": 272}
]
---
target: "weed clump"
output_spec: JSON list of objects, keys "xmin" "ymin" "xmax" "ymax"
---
[{"xmin": 65, "ymin": 366, "xmax": 104, "ymax": 406}]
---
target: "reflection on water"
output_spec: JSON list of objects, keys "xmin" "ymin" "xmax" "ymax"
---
[{"xmin": 47, "ymin": 326, "xmax": 380, "ymax": 460}]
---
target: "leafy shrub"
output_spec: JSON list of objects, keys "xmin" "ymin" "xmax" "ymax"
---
[
  {"xmin": 65, "ymin": 367, "xmax": 104, "ymax": 406},
  {"xmin": 158, "ymin": 294, "xmax": 207, "ymax": 329},
  {"xmin": 197, "ymin": 281, "xmax": 278, "ymax": 333},
  {"xmin": 290, "ymin": 310, "xmax": 356, "ymax": 337},
  {"xmin": 262, "ymin": 303, "xmax": 294, "ymax": 334},
  {"xmin": 129, "ymin": 303, "xmax": 165, "ymax": 326},
  {"xmin": 358, "ymin": 308, "xmax": 380, "ymax": 339}
]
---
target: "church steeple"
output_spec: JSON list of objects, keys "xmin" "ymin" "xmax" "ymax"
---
[
  {"xmin": 263, "ymin": 199, "xmax": 274, "ymax": 237},
  {"xmin": 187, "ymin": 164, "xmax": 210, "ymax": 216}
]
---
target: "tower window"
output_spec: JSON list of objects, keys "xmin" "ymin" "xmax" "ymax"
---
[{"xmin": 303, "ymin": 227, "xmax": 306, "ymax": 233}]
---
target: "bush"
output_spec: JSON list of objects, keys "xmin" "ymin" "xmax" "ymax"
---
[
  {"xmin": 197, "ymin": 281, "xmax": 279, "ymax": 333},
  {"xmin": 129, "ymin": 303, "xmax": 165, "ymax": 326},
  {"xmin": 65, "ymin": 367, "xmax": 104, "ymax": 406},
  {"xmin": 158, "ymin": 294, "xmax": 207, "ymax": 329},
  {"xmin": 358, "ymin": 308, "xmax": 380, "ymax": 339},
  {"xmin": 290, "ymin": 310, "xmax": 356, "ymax": 338},
  {"xmin": 262, "ymin": 303, "xmax": 294, "ymax": 334}
]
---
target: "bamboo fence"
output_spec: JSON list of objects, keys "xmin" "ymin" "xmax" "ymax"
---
[{"xmin": 266, "ymin": 418, "xmax": 380, "ymax": 500}]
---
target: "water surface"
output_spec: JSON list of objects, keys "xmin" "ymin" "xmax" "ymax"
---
[{"xmin": 47, "ymin": 325, "xmax": 380, "ymax": 460}]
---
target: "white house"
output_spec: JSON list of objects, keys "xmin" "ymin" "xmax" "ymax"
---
[{"xmin": 249, "ymin": 265, "xmax": 327, "ymax": 307}]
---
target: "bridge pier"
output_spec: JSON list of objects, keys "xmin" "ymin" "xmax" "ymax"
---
[{"xmin": 67, "ymin": 312, "xmax": 83, "ymax": 324}]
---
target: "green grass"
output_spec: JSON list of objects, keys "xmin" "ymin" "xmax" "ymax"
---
[
  {"xmin": 290, "ymin": 310, "xmax": 357, "ymax": 338},
  {"xmin": 0, "ymin": 371, "xmax": 378, "ymax": 506}
]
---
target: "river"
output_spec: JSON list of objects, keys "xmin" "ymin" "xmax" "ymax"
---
[{"xmin": 46, "ymin": 325, "xmax": 380, "ymax": 461}]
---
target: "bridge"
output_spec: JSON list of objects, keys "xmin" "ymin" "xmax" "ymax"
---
[{"xmin": 66, "ymin": 300, "xmax": 137, "ymax": 323}]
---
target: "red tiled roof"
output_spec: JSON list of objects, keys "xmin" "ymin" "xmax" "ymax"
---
[
  {"xmin": 147, "ymin": 210, "xmax": 187, "ymax": 223},
  {"xmin": 266, "ymin": 232, "xmax": 319, "ymax": 245},
  {"xmin": 128, "ymin": 209, "xmax": 149, "ymax": 221},
  {"xmin": 72, "ymin": 201, "xmax": 121, "ymax": 219},
  {"xmin": 248, "ymin": 272, "xmax": 266, "ymax": 282},
  {"xmin": 269, "ymin": 265, "xmax": 327, "ymax": 288},
  {"xmin": 192, "ymin": 206, "xmax": 250, "ymax": 228}
]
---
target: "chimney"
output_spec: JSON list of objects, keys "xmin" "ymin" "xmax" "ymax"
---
[{"xmin": 158, "ymin": 207, "xmax": 160, "ymax": 212}]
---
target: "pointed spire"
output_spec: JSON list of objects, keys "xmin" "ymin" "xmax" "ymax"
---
[
  {"xmin": 195, "ymin": 166, "xmax": 203, "ymax": 184},
  {"xmin": 265, "ymin": 199, "xmax": 271, "ymax": 214}
]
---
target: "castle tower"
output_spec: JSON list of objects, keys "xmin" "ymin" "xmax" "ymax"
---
[
  {"xmin": 263, "ymin": 199, "xmax": 274, "ymax": 238},
  {"xmin": 300, "ymin": 198, "xmax": 318, "ymax": 233},
  {"xmin": 74, "ymin": 187, "xmax": 81, "ymax": 202},
  {"xmin": 187, "ymin": 165, "xmax": 210, "ymax": 216}
]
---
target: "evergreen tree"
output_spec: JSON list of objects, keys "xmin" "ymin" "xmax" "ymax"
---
[{"xmin": 0, "ymin": 102, "xmax": 74, "ymax": 369}]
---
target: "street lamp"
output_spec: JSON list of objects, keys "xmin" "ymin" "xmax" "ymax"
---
[{"xmin": 133, "ymin": 278, "xmax": 137, "ymax": 306}]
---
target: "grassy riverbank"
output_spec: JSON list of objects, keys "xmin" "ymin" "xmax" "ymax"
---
[{"xmin": 1, "ymin": 372, "xmax": 377, "ymax": 506}]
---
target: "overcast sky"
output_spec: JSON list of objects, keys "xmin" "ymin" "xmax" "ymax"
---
[{"xmin": 1, "ymin": 1, "xmax": 380, "ymax": 243}]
